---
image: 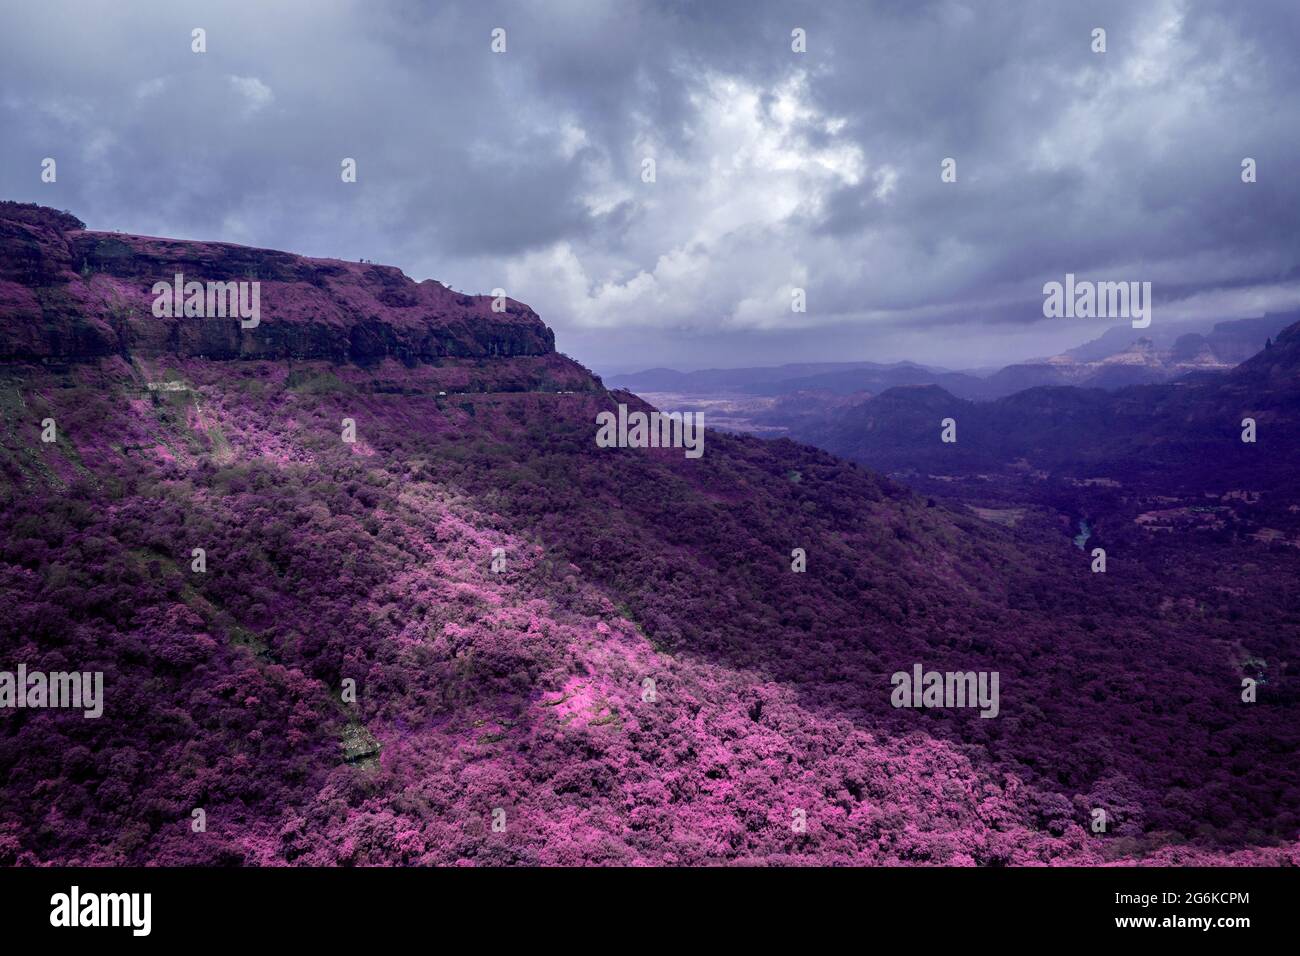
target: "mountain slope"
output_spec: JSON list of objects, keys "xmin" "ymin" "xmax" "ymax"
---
[{"xmin": 1, "ymin": 204, "xmax": 1294, "ymax": 866}]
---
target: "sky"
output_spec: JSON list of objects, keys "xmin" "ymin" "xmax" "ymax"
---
[{"xmin": 2, "ymin": 0, "xmax": 1298, "ymax": 375}]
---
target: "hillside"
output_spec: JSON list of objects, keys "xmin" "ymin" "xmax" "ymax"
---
[{"xmin": 1, "ymin": 204, "xmax": 1295, "ymax": 866}]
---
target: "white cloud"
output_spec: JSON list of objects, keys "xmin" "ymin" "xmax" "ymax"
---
[
  {"xmin": 134, "ymin": 76, "xmax": 168, "ymax": 101},
  {"xmin": 505, "ymin": 69, "xmax": 870, "ymax": 334},
  {"xmin": 227, "ymin": 75, "xmax": 273, "ymax": 115}
]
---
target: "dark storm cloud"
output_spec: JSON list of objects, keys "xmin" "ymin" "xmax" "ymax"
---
[{"xmin": 1, "ymin": 0, "xmax": 1297, "ymax": 371}]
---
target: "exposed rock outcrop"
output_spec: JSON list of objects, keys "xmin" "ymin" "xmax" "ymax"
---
[{"xmin": 0, "ymin": 201, "xmax": 555, "ymax": 363}]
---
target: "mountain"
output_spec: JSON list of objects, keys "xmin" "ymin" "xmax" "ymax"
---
[
  {"xmin": 1064, "ymin": 315, "xmax": 1296, "ymax": 366},
  {"xmin": 741, "ymin": 364, "xmax": 994, "ymax": 401},
  {"xmin": 615, "ymin": 314, "xmax": 1296, "ymax": 420},
  {"xmin": 612, "ymin": 360, "xmax": 996, "ymax": 401},
  {"xmin": 984, "ymin": 313, "xmax": 1298, "ymax": 396},
  {"xmin": 1, "ymin": 203, "xmax": 1294, "ymax": 866},
  {"xmin": 609, "ymin": 362, "xmax": 890, "ymax": 393},
  {"xmin": 0, "ymin": 202, "xmax": 553, "ymax": 365},
  {"xmin": 794, "ymin": 318, "xmax": 1300, "ymax": 491}
]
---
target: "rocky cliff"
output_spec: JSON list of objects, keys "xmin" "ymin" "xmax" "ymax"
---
[{"xmin": 0, "ymin": 202, "xmax": 554, "ymax": 363}]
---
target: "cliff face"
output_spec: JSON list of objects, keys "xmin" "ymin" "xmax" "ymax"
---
[{"xmin": 0, "ymin": 202, "xmax": 555, "ymax": 363}]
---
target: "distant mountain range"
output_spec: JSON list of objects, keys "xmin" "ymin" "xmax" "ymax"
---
[
  {"xmin": 981, "ymin": 314, "xmax": 1297, "ymax": 397},
  {"xmin": 776, "ymin": 314, "xmax": 1300, "ymax": 493},
  {"xmin": 613, "ymin": 312, "xmax": 1298, "ymax": 402}
]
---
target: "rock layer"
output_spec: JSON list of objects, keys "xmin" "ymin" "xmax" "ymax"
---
[{"xmin": 0, "ymin": 202, "xmax": 554, "ymax": 364}]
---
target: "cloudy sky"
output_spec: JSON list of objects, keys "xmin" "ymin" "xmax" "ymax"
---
[{"xmin": 2, "ymin": 0, "xmax": 1298, "ymax": 373}]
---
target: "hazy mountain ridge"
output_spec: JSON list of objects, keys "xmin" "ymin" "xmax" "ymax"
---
[
  {"xmin": 984, "ymin": 314, "xmax": 1298, "ymax": 396},
  {"xmin": 785, "ymin": 317, "xmax": 1300, "ymax": 491},
  {"xmin": 614, "ymin": 313, "xmax": 1297, "ymax": 407}
]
